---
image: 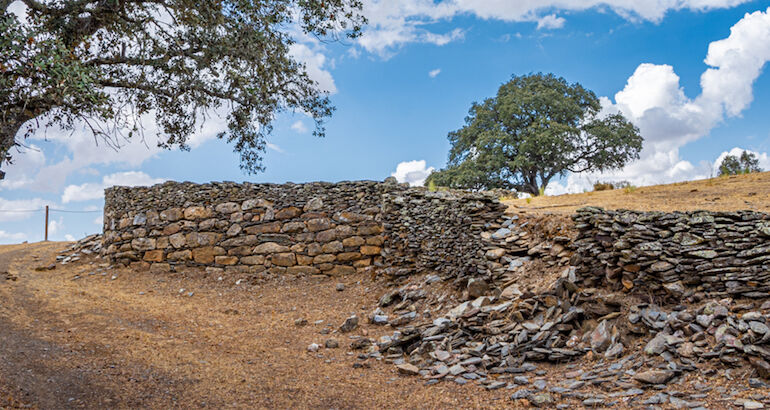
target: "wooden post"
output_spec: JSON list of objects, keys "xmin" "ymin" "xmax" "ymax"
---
[{"xmin": 44, "ymin": 205, "xmax": 49, "ymax": 241}]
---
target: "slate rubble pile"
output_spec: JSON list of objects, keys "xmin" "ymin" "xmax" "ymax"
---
[
  {"xmin": 572, "ymin": 207, "xmax": 770, "ymax": 298},
  {"xmin": 57, "ymin": 234, "xmax": 103, "ymax": 265},
  {"xmin": 366, "ymin": 210, "xmax": 770, "ymax": 406}
]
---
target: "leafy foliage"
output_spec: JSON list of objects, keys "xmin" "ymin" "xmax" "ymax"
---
[
  {"xmin": 0, "ymin": 0, "xmax": 365, "ymax": 177},
  {"xmin": 427, "ymin": 73, "xmax": 643, "ymax": 195},
  {"xmin": 718, "ymin": 151, "xmax": 763, "ymax": 176}
]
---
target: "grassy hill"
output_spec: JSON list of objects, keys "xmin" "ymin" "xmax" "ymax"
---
[{"xmin": 504, "ymin": 171, "xmax": 770, "ymax": 214}]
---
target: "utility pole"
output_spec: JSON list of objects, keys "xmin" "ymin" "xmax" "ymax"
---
[{"xmin": 44, "ymin": 205, "xmax": 49, "ymax": 241}]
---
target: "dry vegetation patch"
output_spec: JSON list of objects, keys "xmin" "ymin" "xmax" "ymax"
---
[{"xmin": 505, "ymin": 171, "xmax": 770, "ymax": 214}]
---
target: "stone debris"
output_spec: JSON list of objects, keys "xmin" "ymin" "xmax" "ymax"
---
[
  {"xmin": 57, "ymin": 234, "xmax": 103, "ymax": 265},
  {"xmin": 364, "ymin": 210, "xmax": 770, "ymax": 406},
  {"xmin": 339, "ymin": 315, "xmax": 359, "ymax": 333},
  {"xmin": 324, "ymin": 338, "xmax": 339, "ymax": 349},
  {"xmin": 307, "ymin": 343, "xmax": 321, "ymax": 352}
]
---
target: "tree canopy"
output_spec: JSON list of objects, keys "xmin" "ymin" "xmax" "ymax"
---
[
  {"xmin": 0, "ymin": 0, "xmax": 365, "ymax": 179},
  {"xmin": 718, "ymin": 151, "xmax": 763, "ymax": 176},
  {"xmin": 427, "ymin": 73, "xmax": 643, "ymax": 195}
]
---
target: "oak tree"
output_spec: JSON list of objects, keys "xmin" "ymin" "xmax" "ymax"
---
[
  {"xmin": 427, "ymin": 73, "xmax": 643, "ymax": 196},
  {"xmin": 0, "ymin": 0, "xmax": 365, "ymax": 179}
]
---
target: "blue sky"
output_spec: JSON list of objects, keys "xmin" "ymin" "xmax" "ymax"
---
[{"xmin": 2, "ymin": 0, "xmax": 770, "ymax": 243}]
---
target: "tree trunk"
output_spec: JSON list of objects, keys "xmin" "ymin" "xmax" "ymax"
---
[{"xmin": 0, "ymin": 117, "xmax": 28, "ymax": 180}]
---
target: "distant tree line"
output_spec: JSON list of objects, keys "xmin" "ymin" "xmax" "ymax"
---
[{"xmin": 718, "ymin": 151, "xmax": 763, "ymax": 176}]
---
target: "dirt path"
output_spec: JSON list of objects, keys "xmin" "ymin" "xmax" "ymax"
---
[{"xmin": 0, "ymin": 243, "xmax": 514, "ymax": 409}]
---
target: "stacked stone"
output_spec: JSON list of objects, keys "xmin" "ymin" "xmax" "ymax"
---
[
  {"xmin": 102, "ymin": 180, "xmax": 407, "ymax": 275},
  {"xmin": 380, "ymin": 189, "xmax": 506, "ymax": 281},
  {"xmin": 572, "ymin": 207, "xmax": 770, "ymax": 297}
]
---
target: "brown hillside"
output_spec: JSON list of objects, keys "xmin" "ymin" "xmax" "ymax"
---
[{"xmin": 504, "ymin": 171, "xmax": 770, "ymax": 214}]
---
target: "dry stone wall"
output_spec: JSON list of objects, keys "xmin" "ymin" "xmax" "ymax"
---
[
  {"xmin": 381, "ymin": 190, "xmax": 506, "ymax": 281},
  {"xmin": 104, "ymin": 182, "xmax": 770, "ymax": 298},
  {"xmin": 102, "ymin": 180, "xmax": 506, "ymax": 278},
  {"xmin": 103, "ymin": 181, "xmax": 409, "ymax": 276},
  {"xmin": 572, "ymin": 207, "xmax": 770, "ymax": 298}
]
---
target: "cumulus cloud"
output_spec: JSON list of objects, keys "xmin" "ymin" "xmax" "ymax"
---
[
  {"xmin": 429, "ymin": 68, "xmax": 442, "ymax": 78},
  {"xmin": 62, "ymin": 171, "xmax": 166, "ymax": 203},
  {"xmin": 291, "ymin": 120, "xmax": 309, "ymax": 133},
  {"xmin": 355, "ymin": 0, "xmax": 750, "ymax": 55},
  {"xmin": 391, "ymin": 160, "xmax": 435, "ymax": 186},
  {"xmin": 0, "ymin": 144, "xmax": 45, "ymax": 191},
  {"xmin": 48, "ymin": 217, "xmax": 63, "ymax": 235},
  {"xmin": 536, "ymin": 14, "xmax": 566, "ymax": 30},
  {"xmin": 0, "ymin": 197, "xmax": 49, "ymax": 222},
  {"xmin": 4, "ymin": 102, "xmax": 227, "ymax": 194},
  {"xmin": 289, "ymin": 43, "xmax": 337, "ymax": 94},
  {"xmin": 547, "ymin": 7, "xmax": 770, "ymax": 195}
]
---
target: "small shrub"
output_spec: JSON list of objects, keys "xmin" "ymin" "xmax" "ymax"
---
[
  {"xmin": 428, "ymin": 179, "xmax": 437, "ymax": 192},
  {"xmin": 593, "ymin": 181, "xmax": 614, "ymax": 191},
  {"xmin": 623, "ymin": 185, "xmax": 637, "ymax": 194},
  {"xmin": 593, "ymin": 180, "xmax": 633, "ymax": 191},
  {"xmin": 538, "ymin": 186, "xmax": 546, "ymax": 197},
  {"xmin": 526, "ymin": 197, "xmax": 532, "ymax": 204}
]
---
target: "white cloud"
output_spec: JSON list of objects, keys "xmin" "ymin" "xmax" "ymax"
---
[
  {"xmin": 355, "ymin": 0, "xmax": 750, "ymax": 55},
  {"xmin": 61, "ymin": 183, "xmax": 104, "ymax": 204},
  {"xmin": 424, "ymin": 28, "xmax": 465, "ymax": 46},
  {"xmin": 699, "ymin": 7, "xmax": 770, "ymax": 116},
  {"xmin": 0, "ymin": 197, "xmax": 49, "ymax": 222},
  {"xmin": 429, "ymin": 68, "xmax": 442, "ymax": 78},
  {"xmin": 288, "ymin": 43, "xmax": 337, "ymax": 94},
  {"xmin": 291, "ymin": 121, "xmax": 309, "ymax": 133},
  {"xmin": 62, "ymin": 171, "xmax": 166, "ymax": 203},
  {"xmin": 48, "ymin": 217, "xmax": 63, "ymax": 235},
  {"xmin": 550, "ymin": 7, "xmax": 770, "ymax": 194},
  {"xmin": 266, "ymin": 143, "xmax": 284, "ymax": 153},
  {"xmin": 4, "ymin": 104, "xmax": 227, "ymax": 194},
  {"xmin": 0, "ymin": 230, "xmax": 27, "ymax": 244},
  {"xmin": 536, "ymin": 14, "xmax": 566, "ymax": 30},
  {"xmin": 0, "ymin": 144, "xmax": 45, "ymax": 191},
  {"xmin": 391, "ymin": 160, "xmax": 435, "ymax": 186},
  {"xmin": 64, "ymin": 234, "xmax": 76, "ymax": 241}
]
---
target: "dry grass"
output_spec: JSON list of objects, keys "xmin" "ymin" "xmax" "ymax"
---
[
  {"xmin": 0, "ymin": 242, "xmax": 520, "ymax": 409},
  {"xmin": 505, "ymin": 171, "xmax": 770, "ymax": 215}
]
